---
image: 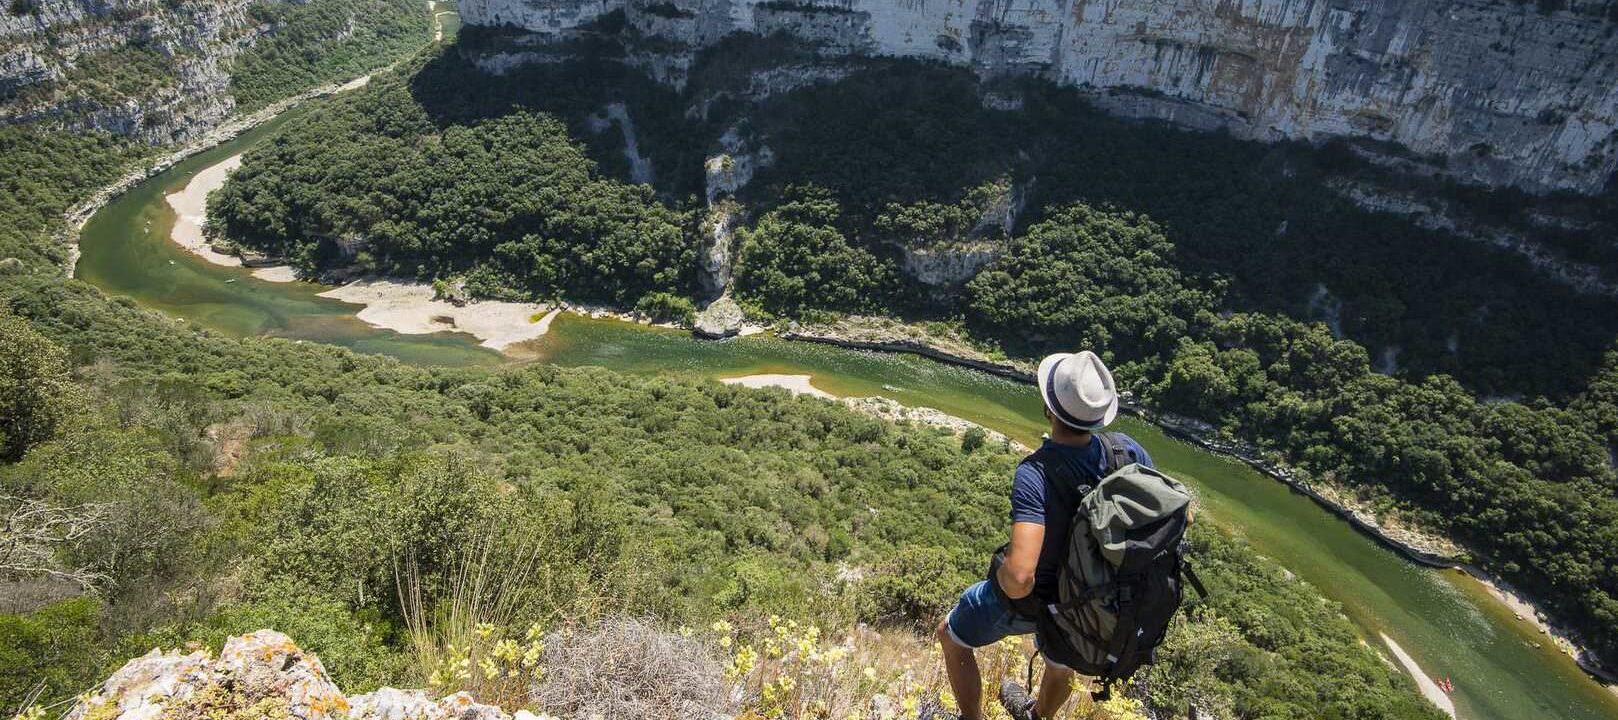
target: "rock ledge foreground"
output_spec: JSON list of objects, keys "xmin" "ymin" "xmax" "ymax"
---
[{"xmin": 66, "ymin": 630, "xmax": 535, "ymax": 720}]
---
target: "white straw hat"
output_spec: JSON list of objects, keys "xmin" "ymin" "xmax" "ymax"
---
[{"xmin": 1037, "ymin": 351, "xmax": 1118, "ymax": 431}]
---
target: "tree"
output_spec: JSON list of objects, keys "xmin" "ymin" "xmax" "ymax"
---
[
  {"xmin": 966, "ymin": 204, "xmax": 1216, "ymax": 361},
  {"xmin": 733, "ymin": 186, "xmax": 893, "ymax": 316},
  {"xmin": 0, "ymin": 311, "xmax": 79, "ymax": 461}
]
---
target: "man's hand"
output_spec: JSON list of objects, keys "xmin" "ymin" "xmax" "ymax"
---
[{"xmin": 997, "ymin": 521, "xmax": 1045, "ymax": 600}]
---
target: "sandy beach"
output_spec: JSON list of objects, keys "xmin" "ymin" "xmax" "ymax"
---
[
  {"xmin": 164, "ymin": 153, "xmax": 300, "ymax": 283},
  {"xmin": 1474, "ymin": 572, "xmax": 1617, "ymax": 695},
  {"xmin": 1380, "ymin": 633, "xmax": 1457, "ymax": 718},
  {"xmin": 720, "ymin": 374, "xmax": 834, "ymax": 398},
  {"xmin": 720, "ymin": 374, "xmax": 1022, "ymax": 451},
  {"xmin": 317, "ymin": 279, "xmax": 554, "ymax": 350}
]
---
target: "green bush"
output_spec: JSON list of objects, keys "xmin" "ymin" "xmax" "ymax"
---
[
  {"xmin": 636, "ymin": 292, "xmax": 697, "ymax": 325},
  {"xmin": 0, "ymin": 599, "xmax": 103, "ymax": 712}
]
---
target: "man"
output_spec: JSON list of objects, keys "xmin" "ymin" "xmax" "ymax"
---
[{"xmin": 929, "ymin": 351, "xmax": 1153, "ymax": 720}]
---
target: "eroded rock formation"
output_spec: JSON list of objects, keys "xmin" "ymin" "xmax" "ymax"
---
[
  {"xmin": 2, "ymin": 0, "xmax": 271, "ymax": 144},
  {"xmin": 462, "ymin": 0, "xmax": 1618, "ymax": 195}
]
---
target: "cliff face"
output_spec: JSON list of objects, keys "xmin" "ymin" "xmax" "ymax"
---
[
  {"xmin": 0, "ymin": 0, "xmax": 265, "ymax": 144},
  {"xmin": 461, "ymin": 0, "xmax": 1618, "ymax": 195}
]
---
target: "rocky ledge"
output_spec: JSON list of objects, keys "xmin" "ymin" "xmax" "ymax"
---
[{"xmin": 68, "ymin": 630, "xmax": 539, "ymax": 720}]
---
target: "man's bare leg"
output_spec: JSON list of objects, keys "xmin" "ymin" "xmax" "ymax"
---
[
  {"xmin": 1035, "ymin": 661, "xmax": 1076, "ymax": 718},
  {"xmin": 936, "ymin": 619, "xmax": 983, "ymax": 720}
]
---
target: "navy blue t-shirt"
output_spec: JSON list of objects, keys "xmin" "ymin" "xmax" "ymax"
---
[{"xmin": 1011, "ymin": 434, "xmax": 1154, "ymax": 601}]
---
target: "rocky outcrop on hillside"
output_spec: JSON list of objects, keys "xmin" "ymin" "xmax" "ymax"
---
[
  {"xmin": 0, "ymin": 0, "xmax": 267, "ymax": 144},
  {"xmin": 66, "ymin": 630, "xmax": 536, "ymax": 720},
  {"xmin": 463, "ymin": 0, "xmax": 1618, "ymax": 195}
]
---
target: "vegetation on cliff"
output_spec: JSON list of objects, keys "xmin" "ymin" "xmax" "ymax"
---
[{"xmin": 230, "ymin": 0, "xmax": 432, "ymax": 111}]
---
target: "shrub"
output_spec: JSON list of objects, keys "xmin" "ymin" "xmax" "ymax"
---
[{"xmin": 635, "ymin": 292, "xmax": 697, "ymax": 325}]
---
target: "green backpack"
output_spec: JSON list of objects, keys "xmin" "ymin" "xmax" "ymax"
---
[{"xmin": 1035, "ymin": 434, "xmax": 1204, "ymax": 700}]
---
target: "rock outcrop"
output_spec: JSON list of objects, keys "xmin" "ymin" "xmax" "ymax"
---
[
  {"xmin": 66, "ymin": 630, "xmax": 538, "ymax": 720},
  {"xmin": 0, "ymin": 0, "xmax": 316, "ymax": 144},
  {"xmin": 693, "ymin": 294, "xmax": 745, "ymax": 337},
  {"xmin": 462, "ymin": 0, "xmax": 1618, "ymax": 195}
]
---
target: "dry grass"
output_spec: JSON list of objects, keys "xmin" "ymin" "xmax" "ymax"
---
[
  {"xmin": 532, "ymin": 616, "xmax": 732, "ymax": 719},
  {"xmin": 710, "ymin": 616, "xmax": 1143, "ymax": 720}
]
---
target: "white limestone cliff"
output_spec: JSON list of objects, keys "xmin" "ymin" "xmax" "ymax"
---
[
  {"xmin": 461, "ymin": 0, "xmax": 1618, "ymax": 195},
  {"xmin": 0, "ymin": 0, "xmax": 273, "ymax": 144}
]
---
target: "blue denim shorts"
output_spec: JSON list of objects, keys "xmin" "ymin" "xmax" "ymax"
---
[{"xmin": 945, "ymin": 580, "xmax": 1037, "ymax": 648}]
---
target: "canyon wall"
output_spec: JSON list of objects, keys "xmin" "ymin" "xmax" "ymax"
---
[
  {"xmin": 460, "ymin": 0, "xmax": 1618, "ymax": 195},
  {"xmin": 0, "ymin": 0, "xmax": 267, "ymax": 144}
]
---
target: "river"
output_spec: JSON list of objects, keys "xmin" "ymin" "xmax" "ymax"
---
[{"xmin": 71, "ymin": 93, "xmax": 1618, "ymax": 720}]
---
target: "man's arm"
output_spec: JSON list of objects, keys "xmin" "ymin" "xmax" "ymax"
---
[{"xmin": 997, "ymin": 521, "xmax": 1045, "ymax": 600}]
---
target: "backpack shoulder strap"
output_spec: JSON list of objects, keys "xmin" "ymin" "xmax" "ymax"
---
[{"xmin": 1095, "ymin": 431, "xmax": 1131, "ymax": 474}]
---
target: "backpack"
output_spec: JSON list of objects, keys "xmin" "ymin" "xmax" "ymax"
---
[{"xmin": 1000, "ymin": 433, "xmax": 1205, "ymax": 701}]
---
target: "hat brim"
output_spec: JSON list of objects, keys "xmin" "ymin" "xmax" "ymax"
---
[{"xmin": 1036, "ymin": 353, "xmax": 1071, "ymax": 421}]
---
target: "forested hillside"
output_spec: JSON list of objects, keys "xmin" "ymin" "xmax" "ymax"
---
[
  {"xmin": 203, "ymin": 40, "xmax": 1618, "ymax": 671},
  {"xmin": 0, "ymin": 293, "xmax": 1442, "ymax": 719}
]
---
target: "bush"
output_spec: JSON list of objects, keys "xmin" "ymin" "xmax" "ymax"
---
[
  {"xmin": 0, "ymin": 311, "xmax": 81, "ymax": 461},
  {"xmin": 636, "ymin": 292, "xmax": 697, "ymax": 325},
  {"xmin": 0, "ymin": 599, "xmax": 103, "ymax": 712},
  {"xmin": 855, "ymin": 546, "xmax": 974, "ymax": 628}
]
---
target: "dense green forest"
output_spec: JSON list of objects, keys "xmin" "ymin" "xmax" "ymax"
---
[
  {"xmin": 739, "ymin": 62, "xmax": 1618, "ymax": 400},
  {"xmin": 207, "ymin": 77, "xmax": 702, "ymax": 305},
  {"xmin": 215, "ymin": 42, "xmax": 1618, "ymax": 401}
]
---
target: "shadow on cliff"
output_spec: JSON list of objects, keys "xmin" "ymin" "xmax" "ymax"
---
[{"xmin": 405, "ymin": 34, "xmax": 709, "ymax": 197}]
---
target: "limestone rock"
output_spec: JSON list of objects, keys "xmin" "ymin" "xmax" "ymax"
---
[
  {"xmin": 899, "ymin": 244, "xmax": 998, "ymax": 288},
  {"xmin": 462, "ymin": 0, "xmax": 1618, "ymax": 195},
  {"xmin": 67, "ymin": 648, "xmax": 213, "ymax": 720},
  {"xmin": 216, "ymin": 630, "xmax": 349, "ymax": 719},
  {"xmin": 693, "ymin": 295, "xmax": 745, "ymax": 338},
  {"xmin": 67, "ymin": 631, "xmax": 530, "ymax": 720},
  {"xmin": 349, "ymin": 687, "xmax": 444, "ymax": 719},
  {"xmin": 0, "ymin": 0, "xmax": 277, "ymax": 144}
]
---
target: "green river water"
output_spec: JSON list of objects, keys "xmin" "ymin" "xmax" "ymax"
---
[{"xmin": 72, "ymin": 97, "xmax": 1618, "ymax": 720}]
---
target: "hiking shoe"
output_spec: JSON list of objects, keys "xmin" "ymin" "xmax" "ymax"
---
[
  {"xmin": 916, "ymin": 697, "xmax": 961, "ymax": 720},
  {"xmin": 999, "ymin": 679, "xmax": 1041, "ymax": 720}
]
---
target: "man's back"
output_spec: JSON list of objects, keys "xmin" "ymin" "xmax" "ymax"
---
[{"xmin": 1011, "ymin": 433, "xmax": 1154, "ymax": 602}]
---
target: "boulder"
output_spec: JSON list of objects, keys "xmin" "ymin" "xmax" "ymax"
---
[
  {"xmin": 693, "ymin": 295, "xmax": 745, "ymax": 339},
  {"xmin": 216, "ymin": 630, "xmax": 350, "ymax": 718}
]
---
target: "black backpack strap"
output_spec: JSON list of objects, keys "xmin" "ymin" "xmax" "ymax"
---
[
  {"xmin": 1095, "ymin": 431, "xmax": 1131, "ymax": 474},
  {"xmin": 1183, "ymin": 562, "xmax": 1209, "ymax": 599},
  {"xmin": 1091, "ymin": 575, "xmax": 1151, "ymax": 702}
]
